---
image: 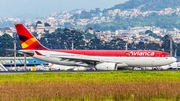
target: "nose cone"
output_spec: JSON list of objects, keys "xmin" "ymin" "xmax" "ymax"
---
[{"xmin": 172, "ymin": 57, "xmax": 177, "ymax": 62}]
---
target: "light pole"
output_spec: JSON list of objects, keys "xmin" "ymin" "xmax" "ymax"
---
[
  {"xmin": 125, "ymin": 42, "xmax": 128, "ymax": 50},
  {"xmin": 72, "ymin": 40, "xmax": 74, "ymax": 50},
  {"xmin": 13, "ymin": 40, "xmax": 16, "ymax": 69},
  {"xmin": 71, "ymin": 33, "xmax": 75, "ymax": 50},
  {"xmin": 169, "ymin": 34, "xmax": 173, "ymax": 56},
  {"xmin": 125, "ymin": 37, "xmax": 129, "ymax": 50},
  {"xmin": 24, "ymin": 53, "xmax": 27, "ymax": 71}
]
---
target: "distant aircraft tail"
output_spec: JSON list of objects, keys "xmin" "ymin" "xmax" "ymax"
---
[{"xmin": 15, "ymin": 24, "xmax": 49, "ymax": 50}]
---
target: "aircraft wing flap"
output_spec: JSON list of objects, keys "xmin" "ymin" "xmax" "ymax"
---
[
  {"xmin": 57, "ymin": 56, "xmax": 99, "ymax": 62},
  {"xmin": 56, "ymin": 56, "xmax": 124, "ymax": 64}
]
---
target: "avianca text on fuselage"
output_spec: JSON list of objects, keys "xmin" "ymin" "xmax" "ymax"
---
[{"xmin": 126, "ymin": 51, "xmax": 154, "ymax": 57}]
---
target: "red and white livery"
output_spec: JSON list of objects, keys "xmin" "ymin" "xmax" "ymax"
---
[{"xmin": 15, "ymin": 24, "xmax": 177, "ymax": 70}]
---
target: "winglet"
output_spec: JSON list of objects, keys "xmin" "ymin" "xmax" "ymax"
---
[
  {"xmin": 35, "ymin": 51, "xmax": 43, "ymax": 56},
  {"xmin": 15, "ymin": 24, "xmax": 49, "ymax": 50}
]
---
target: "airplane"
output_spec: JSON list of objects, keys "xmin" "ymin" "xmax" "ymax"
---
[{"xmin": 14, "ymin": 24, "xmax": 177, "ymax": 70}]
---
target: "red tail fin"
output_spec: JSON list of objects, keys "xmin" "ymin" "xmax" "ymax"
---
[{"xmin": 15, "ymin": 24, "xmax": 48, "ymax": 50}]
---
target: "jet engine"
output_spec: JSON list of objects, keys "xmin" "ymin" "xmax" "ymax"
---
[
  {"xmin": 95, "ymin": 62, "xmax": 129, "ymax": 70},
  {"xmin": 95, "ymin": 62, "xmax": 118, "ymax": 70}
]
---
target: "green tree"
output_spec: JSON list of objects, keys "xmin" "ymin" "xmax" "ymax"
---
[
  {"xmin": 136, "ymin": 42, "xmax": 145, "ymax": 50},
  {"xmin": 84, "ymin": 33, "xmax": 94, "ymax": 39},
  {"xmin": 87, "ymin": 37, "xmax": 104, "ymax": 49},
  {"xmin": 41, "ymin": 28, "xmax": 86, "ymax": 50},
  {"xmin": 175, "ymin": 43, "xmax": 180, "ymax": 56},
  {"xmin": 36, "ymin": 21, "xmax": 42, "ymax": 27},
  {"xmin": 161, "ymin": 35, "xmax": 170, "ymax": 53},
  {"xmin": 44, "ymin": 23, "xmax": 51, "ymax": 26},
  {"xmin": 107, "ymin": 38, "xmax": 126, "ymax": 50},
  {"xmin": 128, "ymin": 42, "xmax": 137, "ymax": 50},
  {"xmin": 161, "ymin": 35, "xmax": 176, "ymax": 54},
  {"xmin": 146, "ymin": 42, "xmax": 161, "ymax": 50},
  {"xmin": 145, "ymin": 30, "xmax": 153, "ymax": 34},
  {"xmin": 0, "ymin": 34, "xmax": 14, "ymax": 56}
]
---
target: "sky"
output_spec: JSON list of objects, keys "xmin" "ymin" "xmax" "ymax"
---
[{"xmin": 0, "ymin": 0, "xmax": 128, "ymax": 18}]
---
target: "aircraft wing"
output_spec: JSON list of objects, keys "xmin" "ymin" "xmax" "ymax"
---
[{"xmin": 53, "ymin": 55, "xmax": 125, "ymax": 64}]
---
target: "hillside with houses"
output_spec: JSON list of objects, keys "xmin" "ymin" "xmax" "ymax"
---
[{"xmin": 0, "ymin": 0, "xmax": 180, "ymax": 56}]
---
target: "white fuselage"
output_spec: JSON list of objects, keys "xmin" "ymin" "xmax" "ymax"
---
[{"xmin": 30, "ymin": 50, "xmax": 176, "ymax": 67}]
